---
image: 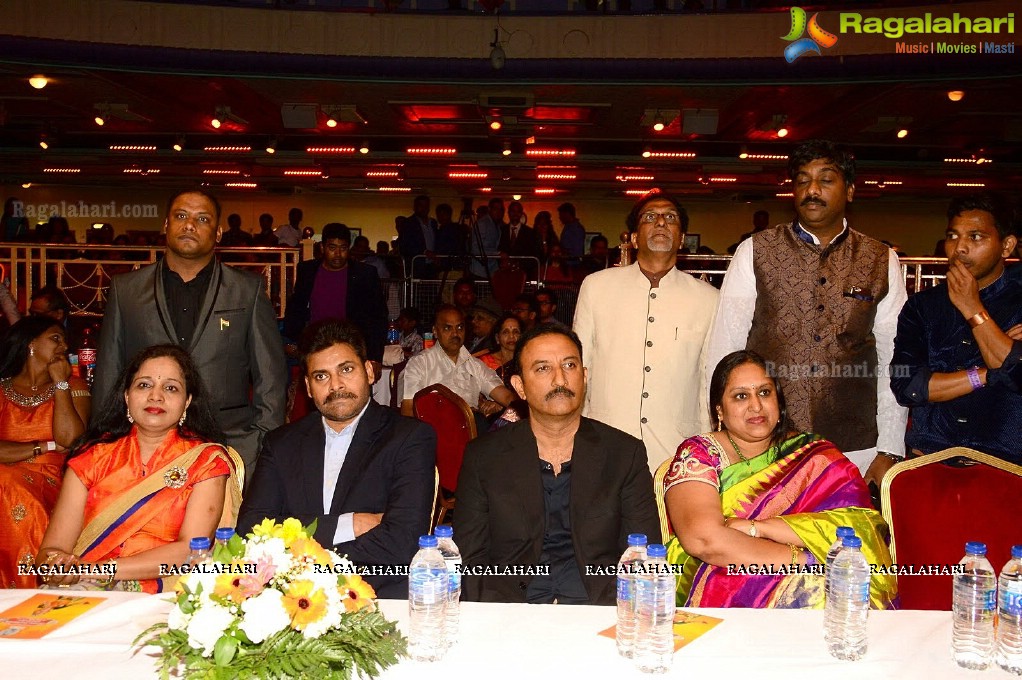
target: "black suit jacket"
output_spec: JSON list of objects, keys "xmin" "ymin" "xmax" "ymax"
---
[
  {"xmin": 93, "ymin": 258, "xmax": 287, "ymax": 472},
  {"xmin": 237, "ymin": 402, "xmax": 436, "ymax": 599},
  {"xmin": 454, "ymin": 417, "xmax": 659, "ymax": 605},
  {"xmin": 499, "ymin": 223, "xmax": 544, "ymax": 260},
  {"xmin": 283, "ymin": 259, "xmax": 388, "ymax": 362}
]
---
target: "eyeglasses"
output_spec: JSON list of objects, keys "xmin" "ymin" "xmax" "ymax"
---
[{"xmin": 639, "ymin": 210, "xmax": 680, "ymax": 224}]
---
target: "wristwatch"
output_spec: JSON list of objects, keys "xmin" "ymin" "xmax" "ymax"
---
[{"xmin": 55, "ymin": 381, "xmax": 70, "ymax": 391}]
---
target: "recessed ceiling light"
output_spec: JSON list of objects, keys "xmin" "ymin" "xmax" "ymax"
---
[
  {"xmin": 947, "ymin": 90, "xmax": 965, "ymax": 102},
  {"xmin": 29, "ymin": 75, "xmax": 49, "ymax": 89}
]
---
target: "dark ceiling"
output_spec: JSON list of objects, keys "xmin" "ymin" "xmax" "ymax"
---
[{"xmin": 0, "ymin": 7, "xmax": 1019, "ymax": 201}]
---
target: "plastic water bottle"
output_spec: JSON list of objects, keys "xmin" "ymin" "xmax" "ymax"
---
[
  {"xmin": 616, "ymin": 533, "xmax": 648, "ymax": 658},
  {"xmin": 433, "ymin": 525, "xmax": 462, "ymax": 648},
  {"xmin": 824, "ymin": 527, "xmax": 857, "ymax": 618},
  {"xmin": 997, "ymin": 545, "xmax": 1022, "ymax": 674},
  {"xmin": 423, "ymin": 332, "xmax": 435, "ymax": 349},
  {"xmin": 184, "ymin": 537, "xmax": 212, "ymax": 571},
  {"xmin": 408, "ymin": 535, "xmax": 448, "ymax": 662},
  {"xmin": 387, "ymin": 319, "xmax": 401, "ymax": 345},
  {"xmin": 953, "ymin": 541, "xmax": 997, "ymax": 670},
  {"xmin": 633, "ymin": 543, "xmax": 675, "ymax": 673},
  {"xmin": 825, "ymin": 535, "xmax": 870, "ymax": 660}
]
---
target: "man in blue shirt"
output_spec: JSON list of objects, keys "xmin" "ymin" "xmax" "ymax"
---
[{"xmin": 891, "ymin": 194, "xmax": 1022, "ymax": 464}]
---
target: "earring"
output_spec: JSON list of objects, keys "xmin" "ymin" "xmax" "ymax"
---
[
  {"xmin": 126, "ymin": 408, "xmax": 134, "ymax": 424},
  {"xmin": 29, "ymin": 347, "xmax": 34, "ymax": 357},
  {"xmin": 179, "ymin": 412, "xmax": 187, "ymax": 427},
  {"xmin": 715, "ymin": 411, "xmax": 723, "ymax": 431}
]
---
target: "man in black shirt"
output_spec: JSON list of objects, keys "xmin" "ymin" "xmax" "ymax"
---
[
  {"xmin": 94, "ymin": 190, "xmax": 287, "ymax": 479},
  {"xmin": 455, "ymin": 325, "xmax": 659, "ymax": 604}
]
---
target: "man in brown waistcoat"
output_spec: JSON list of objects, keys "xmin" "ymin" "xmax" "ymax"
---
[{"xmin": 706, "ymin": 140, "xmax": 908, "ymax": 491}]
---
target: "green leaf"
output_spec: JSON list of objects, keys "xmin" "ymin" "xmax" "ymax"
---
[
  {"xmin": 304, "ymin": 518, "xmax": 319, "ymax": 536},
  {"xmin": 213, "ymin": 634, "xmax": 238, "ymax": 666}
]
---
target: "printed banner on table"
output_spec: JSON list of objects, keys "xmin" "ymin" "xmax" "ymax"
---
[
  {"xmin": 600, "ymin": 609, "xmax": 723, "ymax": 651},
  {"xmin": 0, "ymin": 594, "xmax": 105, "ymax": 639}
]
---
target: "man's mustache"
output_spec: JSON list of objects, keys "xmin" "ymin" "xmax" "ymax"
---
[
  {"xmin": 325, "ymin": 391, "xmax": 358, "ymax": 403},
  {"xmin": 800, "ymin": 197, "xmax": 826, "ymax": 207},
  {"xmin": 545, "ymin": 386, "xmax": 576, "ymax": 400}
]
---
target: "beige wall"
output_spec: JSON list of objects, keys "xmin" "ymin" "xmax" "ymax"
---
[{"xmin": 2, "ymin": 183, "xmax": 950, "ymax": 257}]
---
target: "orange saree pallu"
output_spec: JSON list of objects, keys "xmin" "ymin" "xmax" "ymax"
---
[{"xmin": 67, "ymin": 428, "xmax": 242, "ymax": 593}]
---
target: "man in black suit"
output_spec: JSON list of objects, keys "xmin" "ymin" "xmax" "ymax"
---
[
  {"xmin": 454, "ymin": 325, "xmax": 659, "ymax": 605},
  {"xmin": 238, "ymin": 319, "xmax": 436, "ymax": 598},
  {"xmin": 499, "ymin": 200, "xmax": 544, "ymax": 278},
  {"xmin": 284, "ymin": 222, "xmax": 388, "ymax": 364},
  {"xmin": 397, "ymin": 195, "xmax": 438, "ymax": 277},
  {"xmin": 94, "ymin": 189, "xmax": 287, "ymax": 476}
]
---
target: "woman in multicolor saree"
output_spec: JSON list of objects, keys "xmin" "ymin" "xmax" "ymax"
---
[
  {"xmin": 664, "ymin": 350, "xmax": 897, "ymax": 609},
  {"xmin": 36, "ymin": 345, "xmax": 242, "ymax": 593}
]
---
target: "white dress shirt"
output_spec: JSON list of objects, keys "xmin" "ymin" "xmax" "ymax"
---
[
  {"xmin": 402, "ymin": 342, "xmax": 502, "ymax": 406},
  {"xmin": 322, "ymin": 400, "xmax": 370, "ymax": 545},
  {"xmin": 705, "ymin": 222, "xmax": 909, "ymax": 475}
]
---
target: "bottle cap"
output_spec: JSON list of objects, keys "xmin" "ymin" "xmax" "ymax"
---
[
  {"xmin": 418, "ymin": 535, "xmax": 438, "ymax": 548},
  {"xmin": 434, "ymin": 525, "xmax": 453, "ymax": 538},
  {"xmin": 646, "ymin": 544, "xmax": 667, "ymax": 558},
  {"xmin": 1012, "ymin": 545, "xmax": 1022, "ymax": 559},
  {"xmin": 215, "ymin": 527, "xmax": 235, "ymax": 541},
  {"xmin": 836, "ymin": 526, "xmax": 855, "ymax": 538},
  {"xmin": 965, "ymin": 541, "xmax": 987, "ymax": 555},
  {"xmin": 841, "ymin": 536, "xmax": 862, "ymax": 549},
  {"xmin": 627, "ymin": 533, "xmax": 648, "ymax": 547},
  {"xmin": 189, "ymin": 536, "xmax": 212, "ymax": 550}
]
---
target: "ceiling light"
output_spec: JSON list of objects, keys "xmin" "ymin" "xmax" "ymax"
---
[
  {"xmin": 366, "ymin": 170, "xmax": 400, "ymax": 178},
  {"xmin": 512, "ymin": 194, "xmax": 522, "ymax": 201},
  {"xmin": 42, "ymin": 168, "xmax": 80, "ymax": 173},
  {"xmin": 537, "ymin": 173, "xmax": 576, "ymax": 180},
  {"xmin": 28, "ymin": 75, "xmax": 48, "ymax": 89},
  {"xmin": 307, "ymin": 146, "xmax": 356, "ymax": 154},
  {"xmin": 502, "ymin": 141, "xmax": 512, "ymax": 157},
  {"xmin": 378, "ymin": 186, "xmax": 412, "ymax": 192},
  {"xmin": 39, "ymin": 135, "xmax": 49, "ymax": 150},
  {"xmin": 359, "ymin": 141, "xmax": 370, "ymax": 154},
  {"xmin": 94, "ymin": 113, "xmax": 106, "ymax": 126},
  {"xmin": 947, "ymin": 182, "xmax": 986, "ymax": 187},
  {"xmin": 776, "ymin": 192, "xmax": 794, "ymax": 198},
  {"xmin": 204, "ymin": 145, "xmax": 252, "ymax": 152},
  {"xmin": 525, "ymin": 148, "xmax": 576, "ymax": 158},
  {"xmin": 21, "ymin": 183, "xmax": 32, "ymax": 189},
  {"xmin": 173, "ymin": 135, "xmax": 185, "ymax": 152},
  {"xmin": 407, "ymin": 147, "xmax": 457, "ymax": 155},
  {"xmin": 225, "ymin": 182, "xmax": 258, "ymax": 188},
  {"xmin": 776, "ymin": 127, "xmax": 789, "ymax": 138},
  {"xmin": 325, "ymin": 110, "xmax": 338, "ymax": 128},
  {"xmin": 739, "ymin": 152, "xmax": 788, "ymax": 161},
  {"xmin": 265, "ymin": 137, "xmax": 277, "ymax": 154},
  {"xmin": 896, "ymin": 129, "xmax": 909, "ymax": 139},
  {"xmin": 211, "ymin": 106, "xmax": 225, "ymax": 129},
  {"xmin": 947, "ymin": 90, "xmax": 965, "ymax": 102},
  {"xmin": 534, "ymin": 188, "xmax": 557, "ymax": 195},
  {"xmin": 449, "ymin": 171, "xmax": 488, "ymax": 179},
  {"xmin": 109, "ymin": 144, "xmax": 158, "ymax": 151},
  {"xmin": 624, "ymin": 189, "xmax": 654, "ymax": 196},
  {"xmin": 652, "ymin": 111, "xmax": 665, "ymax": 132},
  {"xmin": 488, "ymin": 116, "xmax": 502, "ymax": 131},
  {"xmin": 283, "ymin": 169, "xmax": 324, "ymax": 177},
  {"xmin": 202, "ymin": 169, "xmax": 242, "ymax": 175},
  {"xmin": 478, "ymin": 187, "xmax": 492, "ymax": 193},
  {"xmin": 616, "ymin": 174, "xmax": 655, "ymax": 182},
  {"xmin": 642, "ymin": 146, "xmax": 652, "ymax": 158},
  {"xmin": 644, "ymin": 150, "xmax": 696, "ymax": 159}
]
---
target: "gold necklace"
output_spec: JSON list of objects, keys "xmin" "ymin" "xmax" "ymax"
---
[{"xmin": 725, "ymin": 431, "xmax": 750, "ymax": 463}]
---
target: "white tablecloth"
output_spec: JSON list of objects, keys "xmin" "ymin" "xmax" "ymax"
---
[{"xmin": 1, "ymin": 590, "xmax": 982, "ymax": 678}]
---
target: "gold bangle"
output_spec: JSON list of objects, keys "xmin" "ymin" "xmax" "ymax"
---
[
  {"xmin": 748, "ymin": 520, "xmax": 758, "ymax": 538},
  {"xmin": 788, "ymin": 543, "xmax": 801, "ymax": 567},
  {"xmin": 97, "ymin": 559, "xmax": 117, "ymax": 588},
  {"xmin": 968, "ymin": 311, "xmax": 991, "ymax": 328}
]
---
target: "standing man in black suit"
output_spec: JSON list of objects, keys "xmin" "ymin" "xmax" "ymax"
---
[
  {"xmin": 454, "ymin": 325, "xmax": 659, "ymax": 605},
  {"xmin": 284, "ymin": 222, "xmax": 388, "ymax": 365},
  {"xmin": 397, "ymin": 195, "xmax": 438, "ymax": 277},
  {"xmin": 93, "ymin": 189, "xmax": 287, "ymax": 478},
  {"xmin": 499, "ymin": 200, "xmax": 544, "ymax": 278},
  {"xmin": 238, "ymin": 320, "xmax": 436, "ymax": 598}
]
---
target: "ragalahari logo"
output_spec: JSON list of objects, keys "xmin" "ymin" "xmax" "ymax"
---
[{"xmin": 782, "ymin": 7, "xmax": 839, "ymax": 63}]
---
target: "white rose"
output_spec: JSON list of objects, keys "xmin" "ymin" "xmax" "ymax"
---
[
  {"xmin": 239, "ymin": 589, "xmax": 290, "ymax": 644},
  {"xmin": 185, "ymin": 602, "xmax": 235, "ymax": 657},
  {"xmin": 167, "ymin": 603, "xmax": 191, "ymax": 631}
]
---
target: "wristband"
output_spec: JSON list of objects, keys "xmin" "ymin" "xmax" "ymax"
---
[
  {"xmin": 31, "ymin": 442, "xmax": 42, "ymax": 460},
  {"xmin": 968, "ymin": 311, "xmax": 990, "ymax": 328},
  {"xmin": 967, "ymin": 366, "xmax": 984, "ymax": 391}
]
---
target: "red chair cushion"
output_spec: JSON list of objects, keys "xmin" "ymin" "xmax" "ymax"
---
[{"xmin": 414, "ymin": 388, "xmax": 474, "ymax": 493}]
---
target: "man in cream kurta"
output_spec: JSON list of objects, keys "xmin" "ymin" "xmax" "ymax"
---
[{"xmin": 574, "ymin": 191, "xmax": 718, "ymax": 474}]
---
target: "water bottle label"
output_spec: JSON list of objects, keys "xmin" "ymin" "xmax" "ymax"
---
[
  {"xmin": 1002, "ymin": 590, "xmax": 1022, "ymax": 616},
  {"xmin": 983, "ymin": 588, "xmax": 996, "ymax": 611},
  {"xmin": 617, "ymin": 576, "xmax": 632, "ymax": 602},
  {"xmin": 858, "ymin": 581, "xmax": 870, "ymax": 603},
  {"xmin": 446, "ymin": 558, "xmax": 462, "ymax": 592},
  {"xmin": 410, "ymin": 567, "xmax": 447, "ymax": 604}
]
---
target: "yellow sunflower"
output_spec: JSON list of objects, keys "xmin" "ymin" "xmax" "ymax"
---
[
  {"xmin": 213, "ymin": 562, "xmax": 260, "ymax": 604},
  {"xmin": 282, "ymin": 580, "xmax": 328, "ymax": 630},
  {"xmin": 340, "ymin": 574, "xmax": 376, "ymax": 613}
]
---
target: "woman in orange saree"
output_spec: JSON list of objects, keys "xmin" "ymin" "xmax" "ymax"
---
[
  {"xmin": 36, "ymin": 344, "xmax": 242, "ymax": 593},
  {"xmin": 0, "ymin": 317, "xmax": 90, "ymax": 588}
]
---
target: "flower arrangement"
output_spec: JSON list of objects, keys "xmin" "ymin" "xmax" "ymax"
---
[{"xmin": 136, "ymin": 518, "xmax": 406, "ymax": 679}]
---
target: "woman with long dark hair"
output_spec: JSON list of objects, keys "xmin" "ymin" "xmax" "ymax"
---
[
  {"xmin": 36, "ymin": 344, "xmax": 241, "ymax": 592},
  {"xmin": 662, "ymin": 350, "xmax": 898, "ymax": 609},
  {"xmin": 0, "ymin": 316, "xmax": 90, "ymax": 587}
]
